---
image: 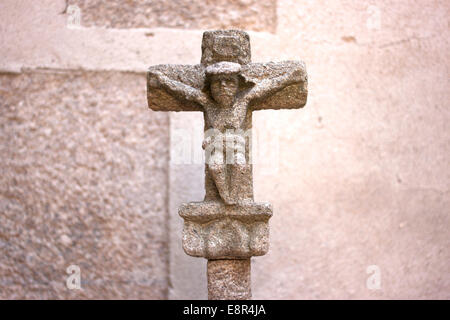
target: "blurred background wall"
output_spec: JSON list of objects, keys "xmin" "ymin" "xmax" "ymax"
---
[{"xmin": 0, "ymin": 0, "xmax": 448, "ymax": 299}]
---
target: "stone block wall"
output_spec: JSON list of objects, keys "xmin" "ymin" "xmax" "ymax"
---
[{"xmin": 0, "ymin": 71, "xmax": 168, "ymax": 299}]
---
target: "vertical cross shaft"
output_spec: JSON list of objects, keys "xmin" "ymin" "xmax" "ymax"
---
[
  {"xmin": 147, "ymin": 30, "xmax": 307, "ymax": 299},
  {"xmin": 207, "ymin": 259, "xmax": 251, "ymax": 300}
]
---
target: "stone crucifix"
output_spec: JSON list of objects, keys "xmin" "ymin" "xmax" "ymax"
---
[{"xmin": 147, "ymin": 30, "xmax": 307, "ymax": 300}]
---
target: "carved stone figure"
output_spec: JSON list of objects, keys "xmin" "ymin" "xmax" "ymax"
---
[
  {"xmin": 147, "ymin": 30, "xmax": 307, "ymax": 299},
  {"xmin": 150, "ymin": 61, "xmax": 303, "ymax": 205}
]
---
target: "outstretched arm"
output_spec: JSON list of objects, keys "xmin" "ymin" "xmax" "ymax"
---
[
  {"xmin": 150, "ymin": 71, "xmax": 210, "ymax": 107},
  {"xmin": 245, "ymin": 68, "xmax": 304, "ymax": 103}
]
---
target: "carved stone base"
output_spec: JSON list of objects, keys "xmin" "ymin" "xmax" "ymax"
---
[{"xmin": 179, "ymin": 201, "xmax": 272, "ymax": 259}]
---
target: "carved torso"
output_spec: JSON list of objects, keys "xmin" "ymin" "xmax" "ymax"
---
[{"xmin": 203, "ymin": 98, "xmax": 249, "ymax": 131}]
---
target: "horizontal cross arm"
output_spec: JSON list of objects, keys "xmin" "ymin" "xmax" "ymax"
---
[
  {"xmin": 242, "ymin": 61, "xmax": 308, "ymax": 111},
  {"xmin": 147, "ymin": 64, "xmax": 205, "ymax": 112}
]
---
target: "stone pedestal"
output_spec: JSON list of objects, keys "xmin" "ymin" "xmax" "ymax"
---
[{"xmin": 179, "ymin": 201, "xmax": 272, "ymax": 259}]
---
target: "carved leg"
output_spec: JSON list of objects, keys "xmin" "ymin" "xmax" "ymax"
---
[
  {"xmin": 230, "ymin": 134, "xmax": 247, "ymax": 202},
  {"xmin": 204, "ymin": 133, "xmax": 235, "ymax": 204},
  {"xmin": 209, "ymin": 163, "xmax": 234, "ymax": 204},
  {"xmin": 208, "ymin": 147, "xmax": 236, "ymax": 204}
]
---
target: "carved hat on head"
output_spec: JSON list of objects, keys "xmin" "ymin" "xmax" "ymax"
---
[{"xmin": 205, "ymin": 61, "xmax": 241, "ymax": 76}]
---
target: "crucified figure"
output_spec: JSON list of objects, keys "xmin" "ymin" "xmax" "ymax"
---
[{"xmin": 150, "ymin": 61, "xmax": 303, "ymax": 205}]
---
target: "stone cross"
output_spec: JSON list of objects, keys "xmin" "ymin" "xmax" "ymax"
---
[{"xmin": 147, "ymin": 30, "xmax": 308, "ymax": 299}]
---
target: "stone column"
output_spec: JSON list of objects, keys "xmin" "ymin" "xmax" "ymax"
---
[{"xmin": 207, "ymin": 259, "xmax": 251, "ymax": 300}]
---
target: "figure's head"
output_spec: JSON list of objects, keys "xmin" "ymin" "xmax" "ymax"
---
[{"xmin": 206, "ymin": 62, "xmax": 241, "ymax": 108}]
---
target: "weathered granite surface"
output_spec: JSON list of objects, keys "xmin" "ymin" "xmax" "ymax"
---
[
  {"xmin": 207, "ymin": 259, "xmax": 251, "ymax": 300},
  {"xmin": 68, "ymin": 0, "xmax": 277, "ymax": 32},
  {"xmin": 0, "ymin": 71, "xmax": 169, "ymax": 299},
  {"xmin": 180, "ymin": 201, "xmax": 272, "ymax": 259}
]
